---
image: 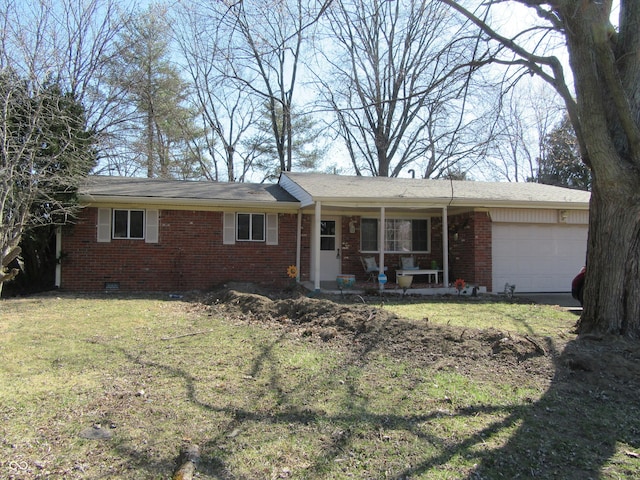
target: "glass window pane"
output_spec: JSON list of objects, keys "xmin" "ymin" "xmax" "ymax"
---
[
  {"xmin": 361, "ymin": 218, "xmax": 378, "ymax": 251},
  {"xmin": 251, "ymin": 214, "xmax": 265, "ymax": 240},
  {"xmin": 237, "ymin": 214, "xmax": 250, "ymax": 240},
  {"xmin": 320, "ymin": 237, "xmax": 335, "ymax": 251},
  {"xmin": 412, "ymin": 219, "xmax": 429, "ymax": 251},
  {"xmin": 130, "ymin": 211, "xmax": 144, "ymax": 238},
  {"xmin": 384, "ymin": 220, "xmax": 395, "ymax": 251},
  {"xmin": 396, "ymin": 219, "xmax": 412, "ymax": 252},
  {"xmin": 113, "ymin": 210, "xmax": 128, "ymax": 238},
  {"xmin": 384, "ymin": 219, "xmax": 410, "ymax": 252},
  {"xmin": 320, "ymin": 220, "xmax": 335, "ymax": 236}
]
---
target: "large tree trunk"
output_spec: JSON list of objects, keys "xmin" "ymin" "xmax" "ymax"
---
[
  {"xmin": 439, "ymin": 0, "xmax": 640, "ymax": 340},
  {"xmin": 579, "ymin": 180, "xmax": 640, "ymax": 338},
  {"xmin": 559, "ymin": 0, "xmax": 640, "ymax": 339}
]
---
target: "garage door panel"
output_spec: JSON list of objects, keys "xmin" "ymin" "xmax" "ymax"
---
[{"xmin": 492, "ymin": 224, "xmax": 587, "ymax": 293}]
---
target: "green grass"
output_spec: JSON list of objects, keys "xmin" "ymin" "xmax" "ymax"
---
[
  {"xmin": 384, "ymin": 298, "xmax": 577, "ymax": 337},
  {"xmin": 0, "ymin": 293, "xmax": 638, "ymax": 479}
]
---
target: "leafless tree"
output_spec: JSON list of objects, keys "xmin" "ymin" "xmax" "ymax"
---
[
  {"xmin": 440, "ymin": 0, "xmax": 640, "ymax": 338},
  {"xmin": 0, "ymin": 0, "xmax": 130, "ymax": 293},
  {"xmin": 317, "ymin": 0, "xmax": 496, "ymax": 178},
  {"xmin": 485, "ymin": 82, "xmax": 564, "ymax": 182},
  {"xmin": 0, "ymin": 71, "xmax": 94, "ymax": 295},
  {"xmin": 0, "ymin": 0, "xmax": 136, "ymax": 175},
  {"xmin": 172, "ymin": 3, "xmax": 261, "ymax": 182},
  {"xmin": 180, "ymin": 0, "xmax": 327, "ymax": 179}
]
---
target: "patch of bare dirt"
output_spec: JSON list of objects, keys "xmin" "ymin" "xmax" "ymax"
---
[{"xmin": 187, "ymin": 283, "xmax": 640, "ymax": 394}]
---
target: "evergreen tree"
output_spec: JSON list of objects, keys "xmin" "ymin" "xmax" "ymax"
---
[
  {"xmin": 536, "ymin": 115, "xmax": 591, "ymax": 191},
  {"xmin": 244, "ymin": 104, "xmax": 326, "ymax": 181},
  {"xmin": 107, "ymin": 5, "xmax": 205, "ymax": 178},
  {"xmin": 1, "ymin": 69, "xmax": 95, "ymax": 294}
]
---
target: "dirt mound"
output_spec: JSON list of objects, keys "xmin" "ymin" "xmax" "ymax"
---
[
  {"xmin": 197, "ymin": 286, "xmax": 555, "ymax": 379},
  {"xmin": 193, "ymin": 284, "xmax": 640, "ymax": 401}
]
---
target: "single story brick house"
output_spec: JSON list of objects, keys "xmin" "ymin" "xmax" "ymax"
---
[{"xmin": 56, "ymin": 172, "xmax": 590, "ymax": 293}]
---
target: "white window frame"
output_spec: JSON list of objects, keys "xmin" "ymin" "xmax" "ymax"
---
[
  {"xmin": 223, "ymin": 212, "xmax": 278, "ymax": 245},
  {"xmin": 236, "ymin": 213, "xmax": 266, "ymax": 242},
  {"xmin": 360, "ymin": 217, "xmax": 431, "ymax": 253},
  {"xmin": 112, "ymin": 209, "xmax": 145, "ymax": 240},
  {"xmin": 97, "ymin": 208, "xmax": 158, "ymax": 243}
]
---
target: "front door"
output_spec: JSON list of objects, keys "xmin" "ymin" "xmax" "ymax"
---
[{"xmin": 319, "ymin": 217, "xmax": 341, "ymax": 281}]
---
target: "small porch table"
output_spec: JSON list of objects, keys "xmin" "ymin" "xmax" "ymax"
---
[{"xmin": 396, "ymin": 269, "xmax": 442, "ymax": 284}]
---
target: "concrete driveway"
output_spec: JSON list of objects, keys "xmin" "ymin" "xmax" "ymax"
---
[{"xmin": 516, "ymin": 292, "xmax": 582, "ymax": 310}]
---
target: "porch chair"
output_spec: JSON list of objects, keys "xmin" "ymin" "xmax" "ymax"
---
[
  {"xmin": 399, "ymin": 256, "xmax": 419, "ymax": 270},
  {"xmin": 360, "ymin": 256, "xmax": 388, "ymax": 283}
]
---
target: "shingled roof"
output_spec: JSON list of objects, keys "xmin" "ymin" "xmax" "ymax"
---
[
  {"xmin": 78, "ymin": 173, "xmax": 591, "ymax": 211},
  {"xmin": 79, "ymin": 175, "xmax": 299, "ymax": 208},
  {"xmin": 280, "ymin": 172, "xmax": 591, "ymax": 209}
]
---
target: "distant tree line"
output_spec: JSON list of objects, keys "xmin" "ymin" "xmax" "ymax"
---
[{"xmin": 1, "ymin": 0, "xmax": 579, "ymax": 185}]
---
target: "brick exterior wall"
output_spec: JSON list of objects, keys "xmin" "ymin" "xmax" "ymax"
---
[
  {"xmin": 338, "ymin": 215, "xmax": 447, "ymax": 283},
  {"xmin": 60, "ymin": 208, "xmax": 299, "ymax": 292},
  {"xmin": 447, "ymin": 211, "xmax": 492, "ymax": 291},
  {"xmin": 61, "ymin": 208, "xmax": 493, "ymax": 292},
  {"xmin": 299, "ymin": 214, "xmax": 311, "ymax": 282}
]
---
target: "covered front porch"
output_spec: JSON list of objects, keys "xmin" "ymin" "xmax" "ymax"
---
[
  {"xmin": 280, "ymin": 172, "xmax": 493, "ymax": 294},
  {"xmin": 293, "ymin": 201, "xmax": 487, "ymax": 293},
  {"xmin": 301, "ymin": 280, "xmax": 487, "ymax": 296}
]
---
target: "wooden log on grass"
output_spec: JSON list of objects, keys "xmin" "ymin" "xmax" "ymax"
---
[{"xmin": 172, "ymin": 444, "xmax": 200, "ymax": 480}]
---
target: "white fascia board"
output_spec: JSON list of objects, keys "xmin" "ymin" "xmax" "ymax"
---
[
  {"xmin": 78, "ymin": 194, "xmax": 301, "ymax": 212},
  {"xmin": 279, "ymin": 173, "xmax": 314, "ymax": 207},
  {"xmin": 310, "ymin": 196, "xmax": 451, "ymax": 208},
  {"xmin": 304, "ymin": 196, "xmax": 589, "ymax": 211},
  {"xmin": 453, "ymin": 199, "xmax": 590, "ymax": 210}
]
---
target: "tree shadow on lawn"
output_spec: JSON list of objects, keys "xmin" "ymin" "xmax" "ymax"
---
[
  {"xmin": 106, "ymin": 291, "xmax": 640, "ymax": 479},
  {"xmin": 399, "ymin": 335, "xmax": 640, "ymax": 479},
  {"xmin": 177, "ymin": 347, "xmax": 634, "ymax": 478}
]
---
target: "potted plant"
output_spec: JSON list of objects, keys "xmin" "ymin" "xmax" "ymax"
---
[{"xmin": 398, "ymin": 275, "xmax": 413, "ymax": 290}]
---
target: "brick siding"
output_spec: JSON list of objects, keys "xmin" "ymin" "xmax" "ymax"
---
[
  {"xmin": 60, "ymin": 208, "xmax": 298, "ymax": 292},
  {"xmin": 61, "ymin": 208, "xmax": 493, "ymax": 293},
  {"xmin": 447, "ymin": 211, "xmax": 492, "ymax": 291}
]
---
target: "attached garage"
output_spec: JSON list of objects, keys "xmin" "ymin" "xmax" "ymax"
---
[{"xmin": 491, "ymin": 209, "xmax": 588, "ymax": 293}]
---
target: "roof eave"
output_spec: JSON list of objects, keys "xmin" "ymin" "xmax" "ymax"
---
[
  {"xmin": 78, "ymin": 194, "xmax": 301, "ymax": 212},
  {"xmin": 300, "ymin": 196, "xmax": 590, "ymax": 210},
  {"xmin": 473, "ymin": 199, "xmax": 590, "ymax": 210}
]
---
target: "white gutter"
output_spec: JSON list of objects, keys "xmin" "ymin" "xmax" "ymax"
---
[
  {"xmin": 298, "ymin": 198, "xmax": 590, "ymax": 211},
  {"xmin": 77, "ymin": 194, "xmax": 300, "ymax": 212}
]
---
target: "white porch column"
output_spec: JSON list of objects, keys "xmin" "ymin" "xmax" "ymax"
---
[
  {"xmin": 379, "ymin": 206, "xmax": 386, "ymax": 290},
  {"xmin": 442, "ymin": 207, "xmax": 449, "ymax": 287},
  {"xmin": 314, "ymin": 201, "xmax": 322, "ymax": 291}
]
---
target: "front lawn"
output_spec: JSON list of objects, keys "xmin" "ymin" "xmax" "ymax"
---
[{"xmin": 1, "ymin": 289, "xmax": 638, "ymax": 479}]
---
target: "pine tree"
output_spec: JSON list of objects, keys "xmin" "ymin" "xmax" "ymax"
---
[
  {"xmin": 536, "ymin": 115, "xmax": 591, "ymax": 191},
  {"xmin": 1, "ymin": 69, "xmax": 95, "ymax": 294},
  {"xmin": 106, "ymin": 5, "xmax": 205, "ymax": 178}
]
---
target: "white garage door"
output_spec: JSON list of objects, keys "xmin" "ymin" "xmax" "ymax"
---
[{"xmin": 492, "ymin": 224, "xmax": 587, "ymax": 293}]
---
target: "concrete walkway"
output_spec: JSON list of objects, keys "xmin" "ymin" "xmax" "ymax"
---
[{"xmin": 304, "ymin": 282, "xmax": 580, "ymax": 308}]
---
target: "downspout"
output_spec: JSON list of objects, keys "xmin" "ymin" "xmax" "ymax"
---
[
  {"xmin": 296, "ymin": 211, "xmax": 302, "ymax": 284},
  {"xmin": 55, "ymin": 226, "xmax": 62, "ymax": 288},
  {"xmin": 314, "ymin": 201, "xmax": 321, "ymax": 291},
  {"xmin": 442, "ymin": 207, "xmax": 449, "ymax": 288}
]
